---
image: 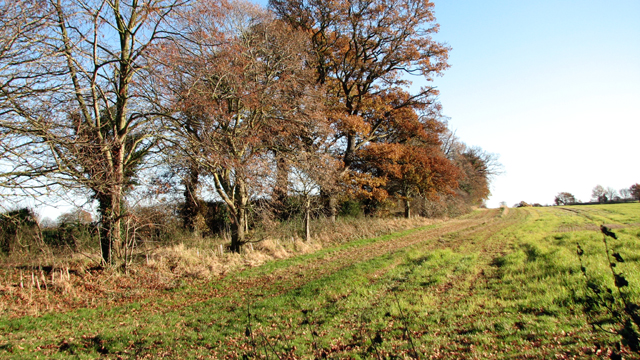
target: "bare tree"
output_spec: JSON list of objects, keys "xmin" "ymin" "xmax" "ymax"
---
[
  {"xmin": 0, "ymin": 0, "xmax": 187, "ymax": 265},
  {"xmin": 592, "ymin": 185, "xmax": 607, "ymax": 203},
  {"xmin": 605, "ymin": 187, "xmax": 618, "ymax": 202},
  {"xmin": 57, "ymin": 208, "xmax": 93, "ymax": 225},
  {"xmin": 619, "ymin": 188, "xmax": 632, "ymax": 200},
  {"xmin": 0, "ymin": 1, "xmax": 60, "ymax": 198},
  {"xmin": 288, "ymin": 152, "xmax": 340, "ymax": 241}
]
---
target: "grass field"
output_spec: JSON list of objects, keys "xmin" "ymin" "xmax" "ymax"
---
[{"xmin": 1, "ymin": 204, "xmax": 639, "ymax": 359}]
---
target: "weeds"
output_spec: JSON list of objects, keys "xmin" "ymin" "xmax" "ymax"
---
[
  {"xmin": 392, "ymin": 291, "xmax": 420, "ymax": 359},
  {"xmin": 577, "ymin": 224, "xmax": 640, "ymax": 356}
]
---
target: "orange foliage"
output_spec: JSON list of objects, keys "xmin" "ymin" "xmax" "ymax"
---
[
  {"xmin": 159, "ymin": 0, "xmax": 326, "ymax": 249},
  {"xmin": 271, "ymin": 0, "xmax": 451, "ymax": 169},
  {"xmin": 341, "ymin": 170, "xmax": 389, "ymax": 202},
  {"xmin": 358, "ymin": 142, "xmax": 459, "ymax": 202}
]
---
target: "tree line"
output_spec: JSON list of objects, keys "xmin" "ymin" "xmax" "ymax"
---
[
  {"xmin": 0, "ymin": 0, "xmax": 500, "ymax": 266},
  {"xmin": 554, "ymin": 184, "xmax": 640, "ymax": 206}
]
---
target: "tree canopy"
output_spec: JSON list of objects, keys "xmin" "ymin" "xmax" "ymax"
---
[{"xmin": 554, "ymin": 192, "xmax": 577, "ymax": 206}]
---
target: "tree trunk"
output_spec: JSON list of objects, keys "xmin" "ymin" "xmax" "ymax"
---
[
  {"xmin": 404, "ymin": 198, "xmax": 411, "ymax": 219},
  {"xmin": 230, "ymin": 179, "xmax": 248, "ymax": 253},
  {"xmin": 304, "ymin": 197, "xmax": 311, "ymax": 242},
  {"xmin": 96, "ymin": 142, "xmax": 125, "ymax": 266},
  {"xmin": 97, "ymin": 192, "xmax": 122, "ymax": 266},
  {"xmin": 230, "ymin": 209, "xmax": 244, "ymax": 253},
  {"xmin": 321, "ymin": 189, "xmax": 337, "ymax": 222},
  {"xmin": 244, "ymin": 209, "xmax": 249, "ymax": 234},
  {"xmin": 328, "ymin": 195, "xmax": 337, "ymax": 222},
  {"xmin": 344, "ymin": 134, "xmax": 356, "ymax": 168},
  {"xmin": 272, "ymin": 154, "xmax": 289, "ymax": 219},
  {"xmin": 181, "ymin": 165, "xmax": 200, "ymax": 232}
]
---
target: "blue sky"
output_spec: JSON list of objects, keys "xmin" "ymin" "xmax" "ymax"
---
[{"xmin": 426, "ymin": 0, "xmax": 640, "ymax": 206}]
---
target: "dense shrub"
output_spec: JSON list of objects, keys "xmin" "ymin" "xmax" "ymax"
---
[
  {"xmin": 339, "ymin": 200, "xmax": 364, "ymax": 218},
  {"xmin": 0, "ymin": 208, "xmax": 41, "ymax": 255}
]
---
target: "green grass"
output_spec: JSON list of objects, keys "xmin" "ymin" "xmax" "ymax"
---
[{"xmin": 1, "ymin": 204, "xmax": 639, "ymax": 358}]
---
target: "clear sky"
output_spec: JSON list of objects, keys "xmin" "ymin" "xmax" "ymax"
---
[{"xmin": 426, "ymin": 1, "xmax": 640, "ymax": 207}]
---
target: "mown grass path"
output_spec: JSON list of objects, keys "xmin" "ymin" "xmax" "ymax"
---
[{"xmin": 1, "ymin": 204, "xmax": 639, "ymax": 359}]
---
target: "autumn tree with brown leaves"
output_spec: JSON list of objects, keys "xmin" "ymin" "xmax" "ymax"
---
[
  {"xmin": 360, "ymin": 143, "xmax": 459, "ymax": 218},
  {"xmin": 631, "ymin": 184, "xmax": 640, "ymax": 201},
  {"xmin": 270, "ymin": 0, "xmax": 452, "ymax": 217},
  {"xmin": 592, "ymin": 185, "xmax": 607, "ymax": 203},
  {"xmin": 554, "ymin": 192, "xmax": 577, "ymax": 206},
  {"xmin": 160, "ymin": 0, "xmax": 325, "ymax": 252},
  {"xmin": 354, "ymin": 111, "xmax": 459, "ymax": 217},
  {"xmin": 0, "ymin": 0, "xmax": 503, "ymax": 258}
]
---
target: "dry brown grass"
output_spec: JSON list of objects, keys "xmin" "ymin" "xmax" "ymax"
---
[
  {"xmin": 311, "ymin": 216, "xmax": 441, "ymax": 244},
  {"xmin": 0, "ymin": 215, "xmax": 443, "ymax": 318}
]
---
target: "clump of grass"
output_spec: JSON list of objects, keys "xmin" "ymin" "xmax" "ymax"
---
[{"xmin": 148, "ymin": 243, "xmax": 228, "ymax": 279}]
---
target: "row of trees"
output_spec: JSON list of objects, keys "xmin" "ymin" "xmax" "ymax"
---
[
  {"xmin": 590, "ymin": 184, "xmax": 640, "ymax": 203},
  {"xmin": 0, "ymin": 0, "xmax": 499, "ymax": 265},
  {"xmin": 554, "ymin": 184, "xmax": 640, "ymax": 205}
]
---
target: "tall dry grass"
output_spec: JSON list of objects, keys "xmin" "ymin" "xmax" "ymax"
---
[
  {"xmin": 146, "ymin": 215, "xmax": 441, "ymax": 280},
  {"xmin": 0, "ymin": 214, "xmax": 443, "ymax": 317}
]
